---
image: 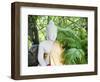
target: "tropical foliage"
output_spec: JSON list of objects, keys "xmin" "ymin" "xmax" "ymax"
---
[{"xmin": 28, "ymin": 15, "xmax": 88, "ymax": 65}]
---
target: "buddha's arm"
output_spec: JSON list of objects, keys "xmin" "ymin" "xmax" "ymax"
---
[{"xmin": 38, "ymin": 46, "xmax": 47, "ymax": 66}]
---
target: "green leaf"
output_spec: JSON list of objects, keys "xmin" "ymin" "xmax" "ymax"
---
[{"xmin": 63, "ymin": 48, "xmax": 86, "ymax": 64}]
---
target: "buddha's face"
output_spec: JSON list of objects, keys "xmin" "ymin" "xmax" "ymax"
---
[{"xmin": 46, "ymin": 20, "xmax": 57, "ymax": 41}]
